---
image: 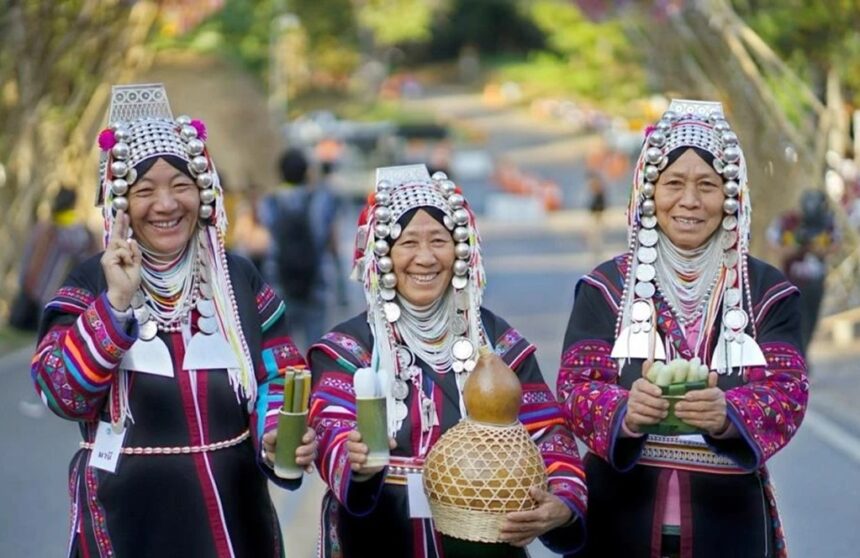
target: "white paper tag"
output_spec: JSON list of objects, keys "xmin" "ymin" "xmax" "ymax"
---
[
  {"xmin": 406, "ymin": 473, "xmax": 433, "ymax": 518},
  {"xmin": 88, "ymin": 421, "xmax": 126, "ymax": 473}
]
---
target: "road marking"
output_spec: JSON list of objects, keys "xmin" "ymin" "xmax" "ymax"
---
[{"xmin": 804, "ymin": 408, "xmax": 860, "ymax": 465}]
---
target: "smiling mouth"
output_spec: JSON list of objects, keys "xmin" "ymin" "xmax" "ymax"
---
[
  {"xmin": 673, "ymin": 217, "xmax": 703, "ymax": 225},
  {"xmin": 409, "ymin": 273, "xmax": 439, "ymax": 284},
  {"xmin": 151, "ymin": 218, "xmax": 181, "ymax": 230}
]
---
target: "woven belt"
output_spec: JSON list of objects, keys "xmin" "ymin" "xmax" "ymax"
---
[
  {"xmin": 79, "ymin": 430, "xmax": 250, "ymax": 456},
  {"xmin": 384, "ymin": 456, "xmax": 425, "ymax": 485}
]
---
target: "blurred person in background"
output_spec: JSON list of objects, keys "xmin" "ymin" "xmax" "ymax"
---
[
  {"xmin": 30, "ymin": 84, "xmax": 315, "ymax": 558},
  {"xmin": 259, "ymin": 147, "xmax": 342, "ymax": 352},
  {"xmin": 767, "ymin": 188, "xmax": 840, "ymax": 357},
  {"xmin": 559, "ymin": 101, "xmax": 807, "ymax": 558},
  {"xmin": 9, "ymin": 186, "xmax": 98, "ymax": 332}
]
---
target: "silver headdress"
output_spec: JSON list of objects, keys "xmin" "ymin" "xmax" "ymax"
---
[
  {"xmin": 97, "ymin": 83, "xmax": 223, "ymax": 232},
  {"xmin": 354, "ymin": 164, "xmax": 487, "ymax": 435},
  {"xmin": 97, "ymin": 84, "xmax": 255, "ymax": 428},
  {"xmin": 613, "ymin": 99, "xmax": 765, "ymax": 373}
]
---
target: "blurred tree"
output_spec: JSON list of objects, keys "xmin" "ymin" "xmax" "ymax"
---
[
  {"xmin": 0, "ymin": 0, "xmax": 159, "ymax": 319},
  {"xmin": 509, "ymin": 0, "xmax": 645, "ymax": 103},
  {"xmin": 733, "ymin": 0, "xmax": 860, "ymax": 105},
  {"xmin": 355, "ymin": 0, "xmax": 437, "ymax": 47}
]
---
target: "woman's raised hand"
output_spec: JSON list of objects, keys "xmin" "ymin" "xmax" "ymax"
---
[{"xmin": 101, "ymin": 210, "xmax": 141, "ymax": 310}]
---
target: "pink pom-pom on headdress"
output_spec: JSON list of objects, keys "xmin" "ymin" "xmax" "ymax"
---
[
  {"xmin": 190, "ymin": 119, "xmax": 207, "ymax": 141},
  {"xmin": 644, "ymin": 124, "xmax": 657, "ymax": 137},
  {"xmin": 98, "ymin": 128, "xmax": 117, "ymax": 151}
]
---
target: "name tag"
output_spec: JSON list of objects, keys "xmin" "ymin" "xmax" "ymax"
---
[
  {"xmin": 407, "ymin": 473, "xmax": 433, "ymax": 518},
  {"xmin": 88, "ymin": 421, "xmax": 126, "ymax": 473}
]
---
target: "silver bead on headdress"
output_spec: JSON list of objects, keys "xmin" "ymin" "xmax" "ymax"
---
[
  {"xmin": 613, "ymin": 99, "xmax": 765, "ymax": 373},
  {"xmin": 354, "ymin": 164, "xmax": 487, "ymax": 435},
  {"xmin": 96, "ymin": 84, "xmax": 255, "ymax": 430}
]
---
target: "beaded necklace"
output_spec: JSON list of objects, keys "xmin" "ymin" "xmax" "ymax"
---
[
  {"xmin": 138, "ymin": 237, "xmax": 199, "ymax": 331},
  {"xmin": 395, "ymin": 291, "xmax": 455, "ymax": 372},
  {"xmin": 654, "ymin": 230, "xmax": 723, "ymax": 327}
]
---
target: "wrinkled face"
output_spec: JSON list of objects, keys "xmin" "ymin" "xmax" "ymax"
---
[
  {"xmin": 128, "ymin": 158, "xmax": 200, "ymax": 256},
  {"xmin": 654, "ymin": 149, "xmax": 725, "ymax": 250},
  {"xmin": 390, "ymin": 209, "xmax": 455, "ymax": 306}
]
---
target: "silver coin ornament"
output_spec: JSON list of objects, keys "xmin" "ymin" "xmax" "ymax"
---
[
  {"xmin": 463, "ymin": 359, "xmax": 477, "ymax": 372},
  {"xmin": 724, "ymin": 288, "xmax": 742, "ymax": 307},
  {"xmin": 375, "ymin": 223, "xmax": 390, "ymax": 239},
  {"xmin": 722, "ymin": 215, "xmax": 738, "ymax": 230},
  {"xmin": 452, "ymin": 360, "xmax": 465, "ymax": 373},
  {"xmin": 721, "ymin": 230, "xmax": 739, "ymax": 249},
  {"xmin": 199, "ymin": 205, "xmax": 213, "ymax": 220},
  {"xmin": 395, "ymin": 346, "xmax": 414, "ymax": 369},
  {"xmin": 723, "ymin": 249, "xmax": 739, "ymax": 267},
  {"xmin": 392, "ymin": 379, "xmax": 409, "ymax": 400},
  {"xmin": 723, "ymin": 181, "xmax": 739, "ymax": 197},
  {"xmin": 644, "ymin": 166, "xmax": 659, "ymax": 183},
  {"xmin": 453, "ymin": 227, "xmax": 469, "ymax": 243},
  {"xmin": 381, "ymin": 272, "xmax": 398, "ymax": 289},
  {"xmin": 373, "ymin": 239, "xmax": 390, "ymax": 257},
  {"xmin": 641, "ymin": 215, "xmax": 658, "ymax": 229},
  {"xmin": 453, "ymin": 260, "xmax": 469, "ymax": 276},
  {"xmin": 638, "ymin": 228, "xmax": 658, "ymax": 247},
  {"xmin": 723, "ymin": 198, "xmax": 739, "ymax": 214},
  {"xmin": 634, "ymin": 281, "xmax": 656, "ymax": 298},
  {"xmin": 455, "ymin": 242, "xmax": 471, "ymax": 260},
  {"xmin": 199, "ymin": 281, "xmax": 213, "ymax": 299},
  {"xmin": 139, "ymin": 320, "xmax": 158, "ymax": 341},
  {"xmin": 635, "ymin": 263, "xmax": 656, "ymax": 282},
  {"xmin": 637, "ymin": 246, "xmax": 657, "ymax": 264},
  {"xmin": 377, "ymin": 256, "xmax": 393, "ymax": 273},
  {"xmin": 384, "ymin": 302, "xmax": 401, "ymax": 322},
  {"xmin": 131, "ymin": 291, "xmax": 145, "ymax": 308},
  {"xmin": 631, "ymin": 300, "xmax": 652, "ymax": 321},
  {"xmin": 112, "ymin": 196, "xmax": 129, "ymax": 212},
  {"xmin": 111, "ymin": 179, "xmax": 129, "ymax": 196},
  {"xmin": 190, "ymin": 156, "xmax": 208, "ymax": 174},
  {"xmin": 452, "ymin": 338, "xmax": 475, "ymax": 361},
  {"xmin": 133, "ymin": 305, "xmax": 150, "ymax": 324},
  {"xmin": 394, "ymin": 401, "xmax": 408, "ymax": 421},
  {"xmin": 724, "ymin": 308, "xmax": 748, "ymax": 331},
  {"xmin": 451, "ymin": 314, "xmax": 468, "ymax": 335},
  {"xmin": 722, "ymin": 164, "xmax": 740, "ymax": 180},
  {"xmin": 196, "ymin": 172, "xmax": 213, "ymax": 189},
  {"xmin": 641, "ymin": 199, "xmax": 656, "ymax": 216},
  {"xmin": 196, "ymin": 299, "xmax": 215, "ymax": 318},
  {"xmin": 389, "ymin": 223, "xmax": 402, "ymax": 240},
  {"xmin": 380, "ymin": 288, "xmax": 396, "ymax": 301},
  {"xmin": 455, "ymin": 290, "xmax": 470, "ymax": 310},
  {"xmin": 452, "ymin": 275, "xmax": 468, "ymax": 290},
  {"xmin": 641, "ymin": 182, "xmax": 655, "ymax": 198},
  {"xmin": 198, "ymin": 316, "xmax": 218, "ymax": 335},
  {"xmin": 200, "ymin": 188, "xmax": 216, "ymax": 205}
]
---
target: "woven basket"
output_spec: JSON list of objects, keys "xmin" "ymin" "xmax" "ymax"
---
[{"xmin": 423, "ymin": 419, "xmax": 547, "ymax": 543}]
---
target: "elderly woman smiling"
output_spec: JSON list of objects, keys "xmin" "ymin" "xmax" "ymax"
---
[
  {"xmin": 31, "ymin": 84, "xmax": 315, "ymax": 558},
  {"xmin": 557, "ymin": 100, "xmax": 808, "ymax": 558},
  {"xmin": 308, "ymin": 166, "xmax": 587, "ymax": 558}
]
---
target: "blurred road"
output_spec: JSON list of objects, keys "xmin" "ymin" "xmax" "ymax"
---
[{"xmin": 2, "ymin": 88, "xmax": 859, "ymax": 557}]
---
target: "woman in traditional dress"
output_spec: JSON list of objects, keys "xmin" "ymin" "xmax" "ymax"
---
[
  {"xmin": 308, "ymin": 165, "xmax": 587, "ymax": 557},
  {"xmin": 30, "ymin": 83, "xmax": 315, "ymax": 558},
  {"xmin": 557, "ymin": 100, "xmax": 808, "ymax": 558}
]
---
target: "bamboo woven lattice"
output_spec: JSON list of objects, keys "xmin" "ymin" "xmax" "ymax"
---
[{"xmin": 423, "ymin": 419, "xmax": 547, "ymax": 543}]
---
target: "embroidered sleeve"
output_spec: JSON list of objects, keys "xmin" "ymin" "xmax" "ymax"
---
[
  {"xmin": 31, "ymin": 290, "xmax": 135, "ymax": 421},
  {"xmin": 253, "ymin": 281, "xmax": 306, "ymax": 487},
  {"xmin": 308, "ymin": 332, "xmax": 384, "ymax": 514},
  {"xmin": 714, "ymin": 291, "xmax": 808, "ymax": 468},
  {"xmin": 557, "ymin": 281, "xmax": 631, "ymax": 464},
  {"xmin": 497, "ymin": 323, "xmax": 586, "ymax": 554}
]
